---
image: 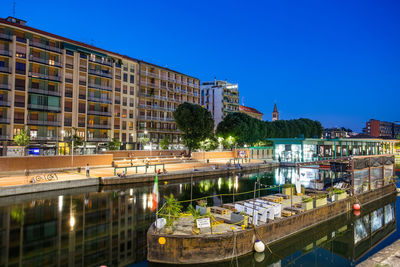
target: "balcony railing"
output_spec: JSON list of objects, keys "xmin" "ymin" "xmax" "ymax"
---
[
  {"xmin": 28, "ymin": 87, "xmax": 61, "ymax": 97},
  {"xmin": 87, "ymin": 110, "xmax": 112, "ymax": 116},
  {"xmin": 0, "ymin": 33, "xmax": 12, "ymax": 41},
  {"xmin": 29, "ymin": 55, "xmax": 62, "ymax": 67},
  {"xmin": 0, "ymin": 83, "xmax": 12, "ymax": 90},
  {"xmin": 32, "ymin": 136, "xmax": 60, "ymax": 141},
  {"xmin": 27, "ymin": 120, "xmax": 61, "ymax": 126},
  {"xmin": 89, "ymin": 57, "xmax": 112, "ymax": 67},
  {"xmin": 87, "ymin": 124, "xmax": 111, "ymax": 129},
  {"xmin": 88, "ymin": 83, "xmax": 112, "ymax": 91},
  {"xmin": 30, "ymin": 41, "xmax": 62, "ymax": 53},
  {"xmin": 0, "ymin": 135, "xmax": 9, "ymax": 140},
  {"xmin": 139, "ymin": 104, "xmax": 174, "ymax": 112},
  {"xmin": 146, "ymin": 72, "xmax": 159, "ymax": 78},
  {"xmin": 88, "ymin": 69, "xmax": 113, "ymax": 78},
  {"xmin": 141, "ymin": 81, "xmax": 158, "ymax": 88},
  {"xmin": 28, "ymin": 104, "xmax": 61, "ymax": 112},
  {"xmin": 29, "ymin": 72, "xmax": 62, "ymax": 82},
  {"xmin": 139, "ymin": 116, "xmax": 174, "ymax": 122},
  {"xmin": 0, "ymin": 99, "xmax": 11, "ymax": 107},
  {"xmin": 88, "ymin": 95, "xmax": 112, "ymax": 104},
  {"xmin": 87, "ymin": 137, "xmax": 110, "ymax": 142},
  {"xmin": 0, "ymin": 49, "xmax": 12, "ymax": 57},
  {"xmin": 0, "ymin": 66, "xmax": 11, "ymax": 73},
  {"xmin": 0, "ymin": 117, "xmax": 10, "ymax": 123}
]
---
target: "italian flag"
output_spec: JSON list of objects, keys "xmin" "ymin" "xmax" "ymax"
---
[{"xmin": 151, "ymin": 174, "xmax": 159, "ymax": 211}]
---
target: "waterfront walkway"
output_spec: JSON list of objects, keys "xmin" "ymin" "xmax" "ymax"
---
[
  {"xmin": 0, "ymin": 158, "xmax": 268, "ymax": 188},
  {"xmin": 357, "ymin": 238, "xmax": 400, "ymax": 267}
]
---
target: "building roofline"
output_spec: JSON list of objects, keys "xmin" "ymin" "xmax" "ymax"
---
[
  {"xmin": 138, "ymin": 60, "xmax": 199, "ymax": 80},
  {"xmin": 267, "ymin": 137, "xmax": 398, "ymax": 143},
  {"xmin": 0, "ymin": 17, "xmax": 199, "ymax": 79},
  {"xmin": 239, "ymin": 105, "xmax": 263, "ymax": 115}
]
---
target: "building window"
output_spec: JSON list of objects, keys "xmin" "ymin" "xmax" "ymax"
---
[
  {"xmin": 123, "ymin": 73, "xmax": 128, "ymax": 82},
  {"xmin": 66, "ymin": 50, "xmax": 74, "ymax": 56},
  {"xmin": 130, "ymin": 75, "xmax": 134, "ymax": 84}
]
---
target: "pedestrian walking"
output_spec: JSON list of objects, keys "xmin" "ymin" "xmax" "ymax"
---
[{"xmin": 86, "ymin": 163, "xmax": 90, "ymax": 177}]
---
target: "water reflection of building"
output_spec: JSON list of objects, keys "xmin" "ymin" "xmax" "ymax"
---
[{"xmin": 0, "ymin": 187, "xmax": 155, "ymax": 266}]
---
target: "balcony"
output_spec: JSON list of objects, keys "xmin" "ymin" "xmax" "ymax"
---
[
  {"xmin": 141, "ymin": 81, "xmax": 158, "ymax": 89},
  {"xmin": 29, "ymin": 72, "xmax": 62, "ymax": 82},
  {"xmin": 139, "ymin": 116, "xmax": 174, "ymax": 122},
  {"xmin": 65, "ymin": 91, "xmax": 73, "ymax": 98},
  {"xmin": 14, "ymin": 102, "xmax": 25, "ymax": 108},
  {"xmin": 88, "ymin": 83, "xmax": 112, "ymax": 91},
  {"xmin": 88, "ymin": 95, "xmax": 112, "ymax": 104},
  {"xmin": 27, "ymin": 120, "xmax": 61, "ymax": 126},
  {"xmin": 30, "ymin": 41, "xmax": 62, "ymax": 54},
  {"xmin": 66, "ymin": 63, "xmax": 74, "ymax": 69},
  {"xmin": 87, "ymin": 110, "xmax": 112, "ymax": 116},
  {"xmin": 0, "ymin": 83, "xmax": 11, "ymax": 91},
  {"xmin": 87, "ymin": 137, "xmax": 110, "ymax": 142},
  {"xmin": 0, "ymin": 99, "xmax": 11, "ymax": 107},
  {"xmin": 79, "ymin": 66, "xmax": 87, "ymax": 72},
  {"xmin": 32, "ymin": 136, "xmax": 60, "ymax": 141},
  {"xmin": 28, "ymin": 103, "xmax": 61, "ymax": 112},
  {"xmin": 138, "ymin": 104, "xmax": 173, "ymax": 112},
  {"xmin": 88, "ymin": 69, "xmax": 112, "ymax": 78},
  {"xmin": 89, "ymin": 57, "xmax": 112, "ymax": 67},
  {"xmin": 146, "ymin": 72, "xmax": 159, "ymax": 78},
  {"xmin": 0, "ymin": 135, "xmax": 9, "ymax": 140},
  {"xmin": 87, "ymin": 124, "xmax": 111, "ymax": 129},
  {"xmin": 0, "ymin": 49, "xmax": 12, "ymax": 57},
  {"xmin": 29, "ymin": 55, "xmax": 62, "ymax": 68},
  {"xmin": 168, "ymin": 77, "xmax": 175, "ymax": 82},
  {"xmin": 28, "ymin": 87, "xmax": 61, "ymax": 97},
  {"xmin": 79, "ymin": 80, "xmax": 87, "ymax": 86},
  {"xmin": 0, "ymin": 66, "xmax": 11, "ymax": 74},
  {"xmin": 0, "ymin": 33, "xmax": 12, "ymax": 41},
  {"xmin": 0, "ymin": 117, "xmax": 10, "ymax": 123},
  {"xmin": 78, "ymin": 122, "xmax": 85, "ymax": 127}
]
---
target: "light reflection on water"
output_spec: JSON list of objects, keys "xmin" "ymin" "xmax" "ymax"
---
[{"xmin": 0, "ymin": 168, "xmax": 397, "ymax": 267}]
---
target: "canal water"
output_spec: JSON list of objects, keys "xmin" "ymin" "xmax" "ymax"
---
[{"xmin": 0, "ymin": 167, "xmax": 398, "ymax": 267}]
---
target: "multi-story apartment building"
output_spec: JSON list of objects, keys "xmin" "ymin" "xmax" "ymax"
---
[
  {"xmin": 239, "ymin": 105, "xmax": 263, "ymax": 120},
  {"xmin": 201, "ymin": 79, "xmax": 239, "ymax": 128},
  {"xmin": 138, "ymin": 62, "xmax": 200, "ymax": 149},
  {"xmin": 366, "ymin": 119, "xmax": 400, "ymax": 138},
  {"xmin": 0, "ymin": 16, "xmax": 199, "ymax": 155}
]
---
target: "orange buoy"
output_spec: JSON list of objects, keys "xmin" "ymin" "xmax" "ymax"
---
[
  {"xmin": 353, "ymin": 210, "xmax": 361, "ymax": 216},
  {"xmin": 353, "ymin": 203, "xmax": 360, "ymax": 211}
]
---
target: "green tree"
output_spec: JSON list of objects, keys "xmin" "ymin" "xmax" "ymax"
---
[
  {"xmin": 199, "ymin": 137, "xmax": 218, "ymax": 151},
  {"xmin": 14, "ymin": 128, "xmax": 30, "ymax": 156},
  {"xmin": 107, "ymin": 138, "xmax": 121, "ymax": 150},
  {"xmin": 160, "ymin": 136, "xmax": 171, "ymax": 150},
  {"xmin": 173, "ymin": 102, "xmax": 214, "ymax": 155},
  {"xmin": 138, "ymin": 136, "xmax": 150, "ymax": 149}
]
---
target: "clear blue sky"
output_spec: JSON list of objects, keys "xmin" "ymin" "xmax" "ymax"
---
[{"xmin": 2, "ymin": 0, "xmax": 399, "ymax": 132}]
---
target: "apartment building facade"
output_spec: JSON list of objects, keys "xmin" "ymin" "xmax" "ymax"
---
[
  {"xmin": 138, "ymin": 62, "xmax": 200, "ymax": 149},
  {"xmin": 201, "ymin": 79, "xmax": 239, "ymax": 128},
  {"xmin": 0, "ymin": 16, "xmax": 199, "ymax": 155},
  {"xmin": 366, "ymin": 119, "xmax": 400, "ymax": 138}
]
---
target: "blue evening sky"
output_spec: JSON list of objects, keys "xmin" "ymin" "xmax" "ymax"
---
[{"xmin": 2, "ymin": 0, "xmax": 399, "ymax": 132}]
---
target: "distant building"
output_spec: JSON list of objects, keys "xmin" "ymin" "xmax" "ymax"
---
[
  {"xmin": 239, "ymin": 105, "xmax": 263, "ymax": 120},
  {"xmin": 201, "ymin": 79, "xmax": 239, "ymax": 128},
  {"xmin": 366, "ymin": 119, "xmax": 400, "ymax": 138},
  {"xmin": 272, "ymin": 103, "xmax": 279, "ymax": 121},
  {"xmin": 323, "ymin": 128, "xmax": 349, "ymax": 139}
]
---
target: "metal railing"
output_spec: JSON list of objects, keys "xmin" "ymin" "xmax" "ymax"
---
[
  {"xmin": 89, "ymin": 57, "xmax": 112, "ymax": 66},
  {"xmin": 0, "ymin": 99, "xmax": 11, "ymax": 106},
  {"xmin": 30, "ymin": 41, "xmax": 62, "ymax": 53},
  {"xmin": 87, "ymin": 110, "xmax": 112, "ymax": 116},
  {"xmin": 28, "ymin": 104, "xmax": 61, "ymax": 112},
  {"xmin": 87, "ymin": 124, "xmax": 111, "ymax": 129},
  {"xmin": 88, "ymin": 95, "xmax": 112, "ymax": 104},
  {"xmin": 29, "ymin": 55, "xmax": 62, "ymax": 67},
  {"xmin": 88, "ymin": 69, "xmax": 113, "ymax": 78},
  {"xmin": 28, "ymin": 87, "xmax": 62, "ymax": 96},
  {"xmin": 0, "ymin": 66, "xmax": 11, "ymax": 73},
  {"xmin": 0, "ymin": 117, "xmax": 10, "ymax": 123},
  {"xmin": 87, "ymin": 137, "xmax": 110, "ymax": 142},
  {"xmin": 0, "ymin": 33, "xmax": 12, "ymax": 41},
  {"xmin": 0, "ymin": 83, "xmax": 11, "ymax": 90},
  {"xmin": 88, "ymin": 83, "xmax": 112, "ymax": 91},
  {"xmin": 0, "ymin": 49, "xmax": 12, "ymax": 57},
  {"xmin": 27, "ymin": 120, "xmax": 61, "ymax": 126},
  {"xmin": 29, "ymin": 72, "xmax": 62, "ymax": 82}
]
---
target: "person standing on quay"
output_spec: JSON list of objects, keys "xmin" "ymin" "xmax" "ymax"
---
[{"xmin": 86, "ymin": 163, "xmax": 90, "ymax": 177}]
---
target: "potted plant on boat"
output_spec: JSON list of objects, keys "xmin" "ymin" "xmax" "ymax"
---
[
  {"xmin": 301, "ymin": 196, "xmax": 313, "ymax": 211},
  {"xmin": 282, "ymin": 184, "xmax": 295, "ymax": 198},
  {"xmin": 196, "ymin": 199, "xmax": 210, "ymax": 215},
  {"xmin": 187, "ymin": 204, "xmax": 202, "ymax": 234},
  {"xmin": 162, "ymin": 194, "xmax": 182, "ymax": 234},
  {"xmin": 333, "ymin": 188, "xmax": 347, "ymax": 201},
  {"xmin": 315, "ymin": 193, "xmax": 327, "ymax": 208}
]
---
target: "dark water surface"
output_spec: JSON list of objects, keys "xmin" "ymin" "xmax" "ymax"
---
[{"xmin": 0, "ymin": 168, "xmax": 398, "ymax": 267}]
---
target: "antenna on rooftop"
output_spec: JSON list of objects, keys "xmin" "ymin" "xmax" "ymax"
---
[{"xmin": 13, "ymin": 1, "xmax": 16, "ymax": 17}]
